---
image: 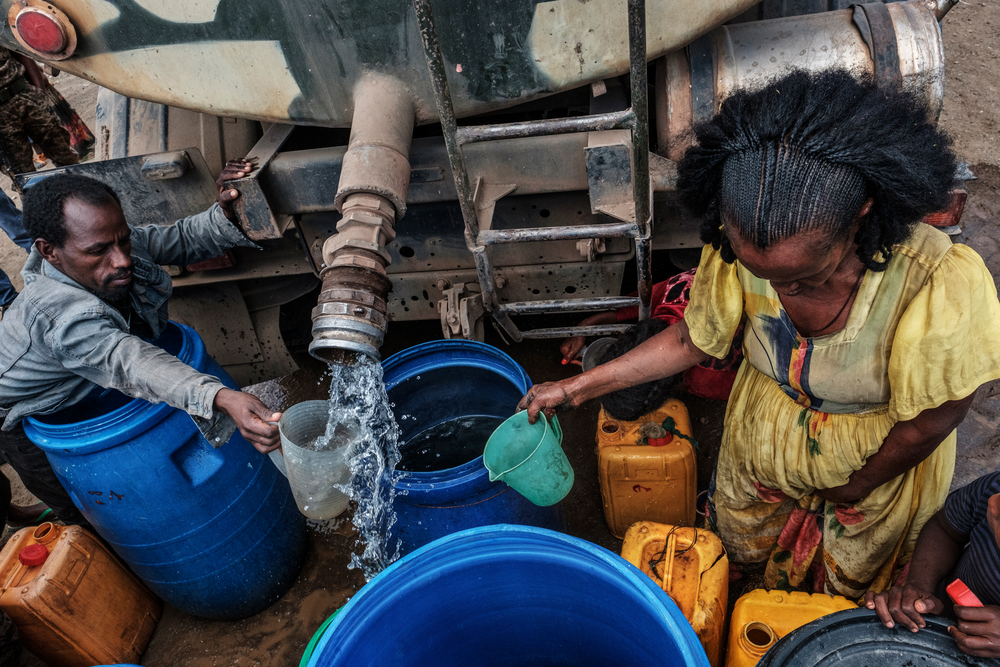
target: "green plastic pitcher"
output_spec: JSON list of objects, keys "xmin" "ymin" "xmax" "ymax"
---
[{"xmin": 483, "ymin": 411, "xmax": 573, "ymax": 507}]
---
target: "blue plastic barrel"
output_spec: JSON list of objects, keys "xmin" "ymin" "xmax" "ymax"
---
[
  {"xmin": 307, "ymin": 525, "xmax": 710, "ymax": 667},
  {"xmin": 383, "ymin": 340, "xmax": 565, "ymax": 555},
  {"xmin": 25, "ymin": 322, "xmax": 306, "ymax": 620}
]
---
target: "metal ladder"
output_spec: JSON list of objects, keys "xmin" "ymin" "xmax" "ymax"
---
[{"xmin": 412, "ymin": 0, "xmax": 653, "ymax": 342}]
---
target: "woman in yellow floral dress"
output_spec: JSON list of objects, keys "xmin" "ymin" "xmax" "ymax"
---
[{"xmin": 519, "ymin": 69, "xmax": 1000, "ymax": 598}]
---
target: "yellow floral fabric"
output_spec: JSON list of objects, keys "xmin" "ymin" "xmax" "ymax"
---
[{"xmin": 684, "ymin": 224, "xmax": 1000, "ymax": 597}]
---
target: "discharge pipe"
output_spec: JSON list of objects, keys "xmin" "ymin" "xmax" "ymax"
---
[{"xmin": 310, "ymin": 75, "xmax": 414, "ymax": 362}]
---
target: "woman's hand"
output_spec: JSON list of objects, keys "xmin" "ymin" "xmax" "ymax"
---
[
  {"xmin": 517, "ymin": 382, "xmax": 574, "ymax": 424},
  {"xmin": 864, "ymin": 585, "xmax": 944, "ymax": 631},
  {"xmin": 950, "ymin": 606, "xmax": 1000, "ymax": 658},
  {"xmin": 817, "ymin": 483, "xmax": 867, "ymax": 505},
  {"xmin": 520, "ymin": 320, "xmax": 710, "ymax": 424}
]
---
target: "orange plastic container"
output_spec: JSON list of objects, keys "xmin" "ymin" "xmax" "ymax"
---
[
  {"xmin": 725, "ymin": 589, "xmax": 857, "ymax": 667},
  {"xmin": 0, "ymin": 522, "xmax": 161, "ymax": 667},
  {"xmin": 597, "ymin": 399, "xmax": 696, "ymax": 538},
  {"xmin": 621, "ymin": 522, "xmax": 729, "ymax": 667}
]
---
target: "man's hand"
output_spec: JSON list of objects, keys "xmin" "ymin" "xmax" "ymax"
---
[
  {"xmin": 950, "ymin": 605, "xmax": 1000, "ymax": 658},
  {"xmin": 216, "ymin": 159, "xmax": 255, "ymax": 222},
  {"xmin": 213, "ymin": 388, "xmax": 281, "ymax": 454},
  {"xmin": 864, "ymin": 585, "xmax": 944, "ymax": 632}
]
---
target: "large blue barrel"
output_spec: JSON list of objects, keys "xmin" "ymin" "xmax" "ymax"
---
[
  {"xmin": 383, "ymin": 340, "xmax": 565, "ymax": 555},
  {"xmin": 307, "ymin": 525, "xmax": 710, "ymax": 667},
  {"xmin": 25, "ymin": 322, "xmax": 307, "ymax": 620}
]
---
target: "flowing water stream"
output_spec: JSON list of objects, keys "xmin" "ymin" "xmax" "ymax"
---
[{"xmin": 323, "ymin": 355, "xmax": 402, "ymax": 580}]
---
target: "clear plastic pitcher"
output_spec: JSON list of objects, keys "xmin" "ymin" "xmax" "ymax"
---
[{"xmin": 278, "ymin": 401, "xmax": 356, "ymax": 520}]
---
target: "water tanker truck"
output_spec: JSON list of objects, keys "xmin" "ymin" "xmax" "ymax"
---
[{"xmin": 0, "ymin": 0, "xmax": 959, "ymax": 382}]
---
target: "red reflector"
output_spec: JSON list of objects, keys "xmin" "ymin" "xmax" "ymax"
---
[
  {"xmin": 15, "ymin": 9, "xmax": 66, "ymax": 54},
  {"xmin": 923, "ymin": 189, "xmax": 967, "ymax": 228},
  {"xmin": 186, "ymin": 250, "xmax": 236, "ymax": 272}
]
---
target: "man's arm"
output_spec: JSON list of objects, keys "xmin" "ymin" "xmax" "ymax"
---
[
  {"xmin": 131, "ymin": 160, "xmax": 258, "ymax": 267},
  {"xmin": 52, "ymin": 314, "xmax": 280, "ymax": 451},
  {"xmin": 864, "ymin": 509, "xmax": 965, "ymax": 630}
]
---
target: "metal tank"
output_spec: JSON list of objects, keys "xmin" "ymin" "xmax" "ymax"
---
[{"xmin": 1, "ymin": 0, "xmax": 961, "ymax": 378}]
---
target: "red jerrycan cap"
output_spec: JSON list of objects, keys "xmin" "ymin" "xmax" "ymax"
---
[
  {"xmin": 18, "ymin": 544, "xmax": 48, "ymax": 567},
  {"xmin": 946, "ymin": 579, "xmax": 983, "ymax": 608}
]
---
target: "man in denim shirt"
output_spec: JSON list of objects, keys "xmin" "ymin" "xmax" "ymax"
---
[{"xmin": 0, "ymin": 162, "xmax": 282, "ymax": 523}]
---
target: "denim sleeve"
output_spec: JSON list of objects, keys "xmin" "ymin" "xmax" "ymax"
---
[
  {"xmin": 130, "ymin": 203, "xmax": 259, "ymax": 267},
  {"xmin": 48, "ymin": 311, "xmax": 225, "ymax": 419},
  {"xmin": 944, "ymin": 472, "xmax": 1000, "ymax": 536}
]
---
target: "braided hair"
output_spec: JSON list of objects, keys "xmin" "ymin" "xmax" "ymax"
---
[{"xmin": 676, "ymin": 69, "xmax": 956, "ymax": 271}]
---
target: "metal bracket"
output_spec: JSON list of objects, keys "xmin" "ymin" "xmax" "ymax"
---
[
  {"xmin": 576, "ymin": 238, "xmax": 607, "ymax": 262},
  {"xmin": 586, "ymin": 130, "xmax": 636, "ymax": 223},
  {"xmin": 472, "ymin": 177, "xmax": 517, "ymax": 232},
  {"xmin": 15, "ymin": 148, "xmax": 218, "ymax": 226},
  {"xmin": 438, "ymin": 283, "xmax": 485, "ymax": 341},
  {"xmin": 225, "ymin": 123, "xmax": 296, "ymax": 241}
]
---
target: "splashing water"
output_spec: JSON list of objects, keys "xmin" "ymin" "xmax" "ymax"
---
[{"xmin": 323, "ymin": 355, "xmax": 402, "ymax": 580}]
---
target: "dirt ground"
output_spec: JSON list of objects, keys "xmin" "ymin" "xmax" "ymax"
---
[{"xmin": 0, "ymin": 1, "xmax": 997, "ymax": 666}]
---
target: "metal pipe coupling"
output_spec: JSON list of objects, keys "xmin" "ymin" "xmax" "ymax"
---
[
  {"xmin": 310, "ymin": 266, "xmax": 393, "ymax": 361},
  {"xmin": 309, "ymin": 75, "xmax": 414, "ymax": 363}
]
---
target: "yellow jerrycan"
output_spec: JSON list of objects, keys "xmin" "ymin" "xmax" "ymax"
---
[
  {"xmin": 725, "ymin": 589, "xmax": 857, "ymax": 667},
  {"xmin": 622, "ymin": 522, "xmax": 729, "ymax": 667},
  {"xmin": 597, "ymin": 398, "xmax": 697, "ymax": 538}
]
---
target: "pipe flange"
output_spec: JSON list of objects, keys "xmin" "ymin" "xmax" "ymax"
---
[
  {"xmin": 311, "ymin": 301, "xmax": 388, "ymax": 329},
  {"xmin": 309, "ymin": 317, "xmax": 385, "ymax": 361},
  {"xmin": 316, "ymin": 288, "xmax": 387, "ymax": 311}
]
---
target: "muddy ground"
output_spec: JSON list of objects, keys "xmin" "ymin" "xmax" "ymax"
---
[{"xmin": 0, "ymin": 1, "xmax": 997, "ymax": 665}]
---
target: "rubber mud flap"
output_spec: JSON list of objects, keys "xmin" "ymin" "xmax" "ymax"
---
[{"xmin": 758, "ymin": 607, "xmax": 1000, "ymax": 666}]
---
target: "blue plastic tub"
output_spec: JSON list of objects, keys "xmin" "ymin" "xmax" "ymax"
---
[
  {"xmin": 25, "ymin": 322, "xmax": 307, "ymax": 620},
  {"xmin": 307, "ymin": 525, "xmax": 710, "ymax": 667},
  {"xmin": 383, "ymin": 340, "xmax": 565, "ymax": 555}
]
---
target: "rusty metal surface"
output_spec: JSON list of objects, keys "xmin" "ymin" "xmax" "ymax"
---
[
  {"xmin": 226, "ymin": 123, "xmax": 296, "ymax": 241},
  {"xmin": 254, "ymin": 134, "xmax": 679, "ymax": 217},
  {"xmin": 586, "ymin": 130, "xmax": 635, "ymax": 223},
  {"xmin": 501, "ymin": 296, "xmax": 638, "ymax": 315},
  {"xmin": 519, "ymin": 323, "xmax": 633, "ymax": 339},
  {"xmin": 659, "ymin": 0, "xmax": 946, "ymax": 161},
  {"xmin": 1, "ymin": 0, "xmax": 759, "ymax": 127},
  {"xmin": 334, "ymin": 75, "xmax": 414, "ymax": 218},
  {"xmin": 168, "ymin": 282, "xmax": 262, "ymax": 367},
  {"xmin": 853, "ymin": 3, "xmax": 903, "ymax": 90},
  {"xmin": 457, "ymin": 109, "xmax": 635, "ymax": 145},
  {"xmin": 15, "ymin": 147, "xmax": 218, "ymax": 225}
]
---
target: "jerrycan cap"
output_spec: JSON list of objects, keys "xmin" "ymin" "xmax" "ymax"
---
[{"xmin": 18, "ymin": 544, "xmax": 48, "ymax": 567}]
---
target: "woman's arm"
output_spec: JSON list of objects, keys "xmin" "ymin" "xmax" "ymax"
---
[
  {"xmin": 819, "ymin": 391, "xmax": 977, "ymax": 504},
  {"xmin": 518, "ymin": 320, "xmax": 710, "ymax": 422}
]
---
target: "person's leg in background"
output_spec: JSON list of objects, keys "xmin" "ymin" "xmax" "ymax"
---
[
  {"xmin": 0, "ymin": 190, "xmax": 30, "ymax": 311},
  {"xmin": 0, "ymin": 424, "xmax": 86, "ymax": 526}
]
